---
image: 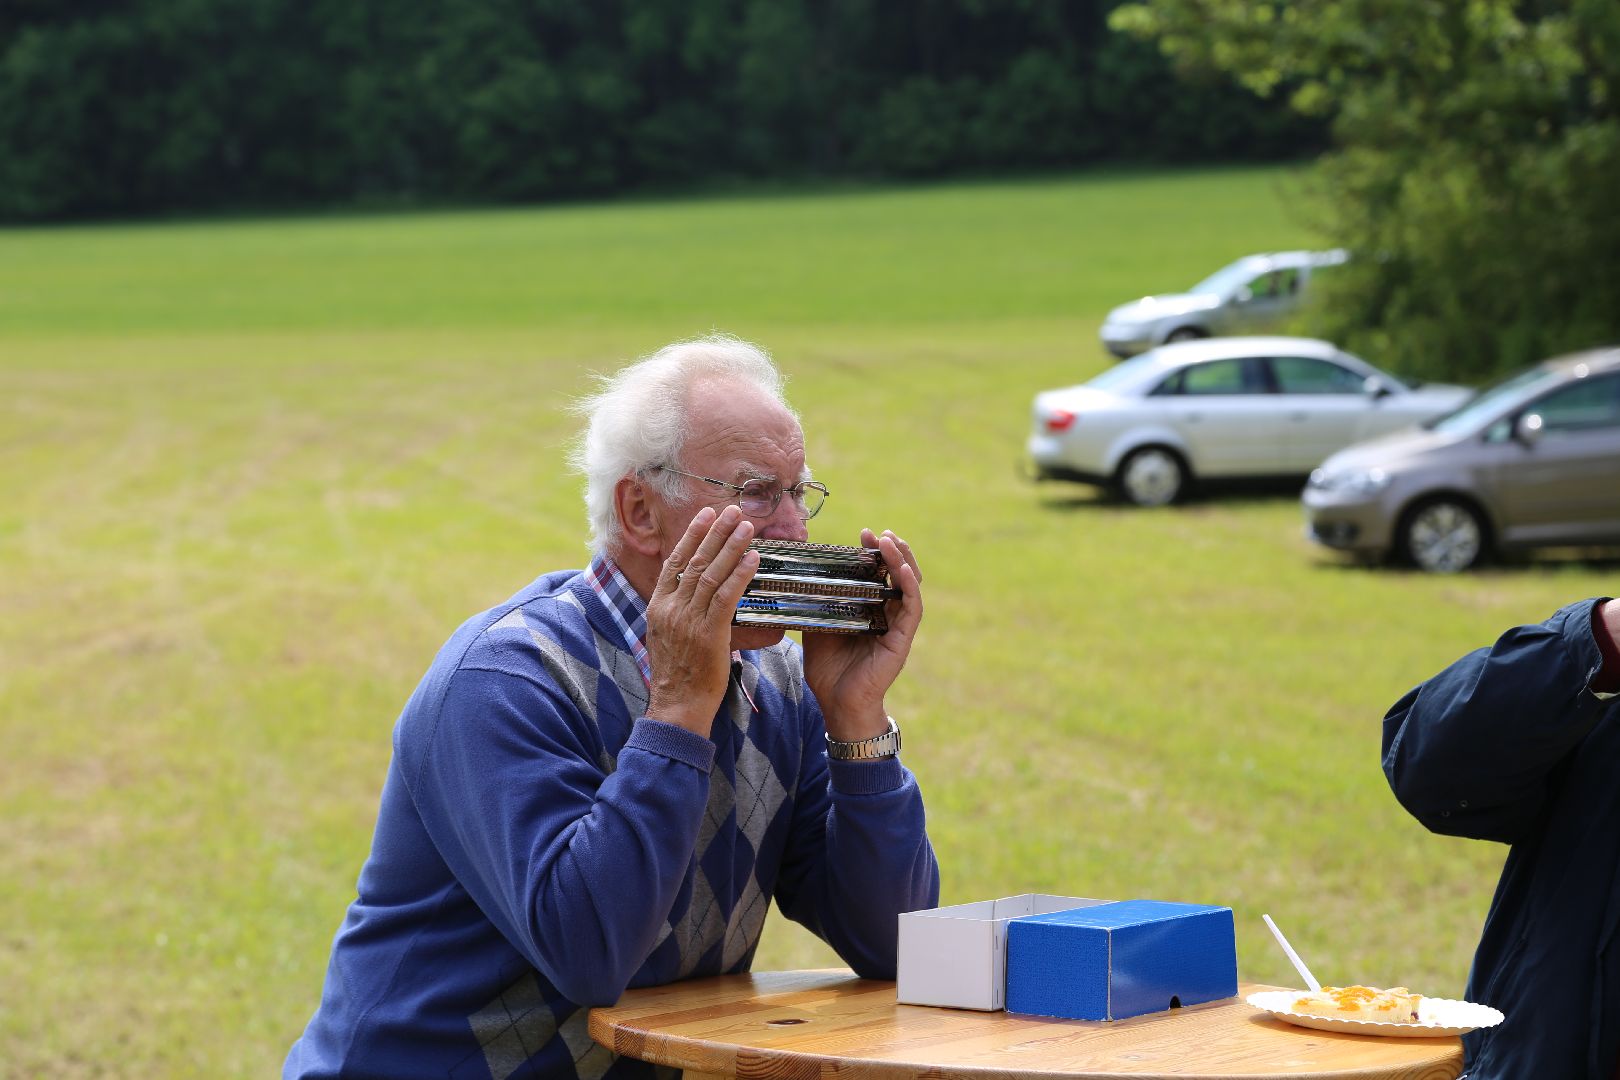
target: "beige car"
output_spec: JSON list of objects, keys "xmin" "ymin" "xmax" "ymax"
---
[{"xmin": 1303, "ymin": 347, "xmax": 1620, "ymax": 571}]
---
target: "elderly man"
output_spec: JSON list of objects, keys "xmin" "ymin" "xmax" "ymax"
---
[{"xmin": 285, "ymin": 336, "xmax": 939, "ymax": 1080}]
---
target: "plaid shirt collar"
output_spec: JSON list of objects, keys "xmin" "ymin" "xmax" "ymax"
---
[
  {"xmin": 583, "ymin": 551, "xmax": 753, "ymax": 708},
  {"xmin": 584, "ymin": 552, "xmax": 651, "ymax": 686}
]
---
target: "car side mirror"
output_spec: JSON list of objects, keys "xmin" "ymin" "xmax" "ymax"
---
[
  {"xmin": 1363, "ymin": 376, "xmax": 1392, "ymax": 399},
  {"xmin": 1233, "ymin": 286, "xmax": 1254, "ymax": 304},
  {"xmin": 1515, "ymin": 412, "xmax": 1545, "ymax": 447}
]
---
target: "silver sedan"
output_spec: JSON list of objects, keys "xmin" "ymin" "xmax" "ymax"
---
[
  {"xmin": 1098, "ymin": 249, "xmax": 1347, "ymax": 358},
  {"xmin": 1027, "ymin": 338, "xmax": 1471, "ymax": 506}
]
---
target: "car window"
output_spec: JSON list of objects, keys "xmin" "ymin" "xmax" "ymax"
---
[
  {"xmin": 1161, "ymin": 358, "xmax": 1267, "ymax": 396},
  {"xmin": 1189, "ymin": 260, "xmax": 1263, "ymax": 297},
  {"xmin": 1431, "ymin": 365, "xmax": 1562, "ymax": 437},
  {"xmin": 1271, "ymin": 356, "xmax": 1365, "ymax": 395},
  {"xmin": 1527, "ymin": 373, "xmax": 1620, "ymax": 432},
  {"xmin": 1245, "ymin": 268, "xmax": 1301, "ymax": 301},
  {"xmin": 1149, "ymin": 370, "xmax": 1182, "ymax": 395}
]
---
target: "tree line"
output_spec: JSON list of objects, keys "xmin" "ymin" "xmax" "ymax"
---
[{"xmin": 0, "ymin": 0, "xmax": 1322, "ymax": 222}]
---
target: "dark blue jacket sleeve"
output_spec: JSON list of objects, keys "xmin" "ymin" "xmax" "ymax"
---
[
  {"xmin": 771, "ymin": 693, "xmax": 941, "ymax": 978},
  {"xmin": 1382, "ymin": 598, "xmax": 1616, "ymax": 845},
  {"xmin": 401, "ymin": 666, "xmax": 716, "ymax": 1006}
]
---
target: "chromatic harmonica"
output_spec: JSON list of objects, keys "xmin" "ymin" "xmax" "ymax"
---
[{"xmin": 734, "ymin": 539, "xmax": 899, "ymax": 635}]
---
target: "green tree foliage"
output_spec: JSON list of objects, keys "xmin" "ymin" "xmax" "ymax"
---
[
  {"xmin": 1112, "ymin": 0, "xmax": 1620, "ymax": 380},
  {"xmin": 0, "ymin": 0, "xmax": 1320, "ymax": 221}
]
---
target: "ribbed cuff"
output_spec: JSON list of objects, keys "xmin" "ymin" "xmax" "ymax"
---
[
  {"xmin": 626, "ymin": 717, "xmax": 716, "ymax": 774},
  {"xmin": 828, "ymin": 756, "xmax": 905, "ymax": 795}
]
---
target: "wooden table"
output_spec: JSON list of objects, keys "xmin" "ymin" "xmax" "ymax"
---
[{"xmin": 590, "ymin": 970, "xmax": 1463, "ymax": 1080}]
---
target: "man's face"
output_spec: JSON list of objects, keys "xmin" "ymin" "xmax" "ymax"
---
[{"xmin": 656, "ymin": 378, "xmax": 811, "ymax": 650}]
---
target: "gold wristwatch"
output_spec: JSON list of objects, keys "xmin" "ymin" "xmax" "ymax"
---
[{"xmin": 825, "ymin": 717, "xmax": 901, "ymax": 761}]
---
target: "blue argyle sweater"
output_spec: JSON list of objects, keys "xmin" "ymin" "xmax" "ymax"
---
[{"xmin": 285, "ymin": 567, "xmax": 940, "ymax": 1080}]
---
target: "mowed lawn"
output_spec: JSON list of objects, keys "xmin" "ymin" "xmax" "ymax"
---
[{"xmin": 3, "ymin": 169, "xmax": 1611, "ymax": 1076}]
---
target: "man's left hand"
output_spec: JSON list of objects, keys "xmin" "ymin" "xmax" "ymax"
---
[{"xmin": 802, "ymin": 529, "xmax": 923, "ymax": 742}]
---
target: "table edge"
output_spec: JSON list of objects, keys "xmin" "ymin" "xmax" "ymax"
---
[{"xmin": 590, "ymin": 971, "xmax": 1464, "ymax": 1080}]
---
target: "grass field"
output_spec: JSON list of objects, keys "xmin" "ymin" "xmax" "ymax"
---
[{"xmin": 3, "ymin": 167, "xmax": 1612, "ymax": 1077}]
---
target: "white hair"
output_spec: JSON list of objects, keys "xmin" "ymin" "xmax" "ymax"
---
[{"xmin": 568, "ymin": 334, "xmax": 792, "ymax": 554}]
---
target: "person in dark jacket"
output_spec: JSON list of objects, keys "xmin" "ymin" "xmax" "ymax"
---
[{"xmin": 1383, "ymin": 597, "xmax": 1620, "ymax": 1079}]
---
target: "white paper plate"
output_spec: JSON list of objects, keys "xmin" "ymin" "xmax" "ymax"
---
[{"xmin": 1247, "ymin": 990, "xmax": 1504, "ymax": 1038}]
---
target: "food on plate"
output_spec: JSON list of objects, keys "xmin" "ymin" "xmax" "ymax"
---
[{"xmin": 1289, "ymin": 985, "xmax": 1423, "ymax": 1023}]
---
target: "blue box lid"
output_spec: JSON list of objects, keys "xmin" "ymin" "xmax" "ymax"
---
[{"xmin": 1014, "ymin": 899, "xmax": 1225, "ymax": 929}]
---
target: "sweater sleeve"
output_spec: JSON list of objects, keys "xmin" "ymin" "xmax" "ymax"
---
[
  {"xmin": 401, "ymin": 665, "xmax": 715, "ymax": 1006},
  {"xmin": 1382, "ymin": 597, "xmax": 1617, "ymax": 845},
  {"xmin": 771, "ymin": 693, "xmax": 940, "ymax": 978}
]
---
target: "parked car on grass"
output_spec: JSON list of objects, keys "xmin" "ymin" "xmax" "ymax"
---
[
  {"xmin": 1027, "ymin": 337, "xmax": 1471, "ymax": 507},
  {"xmin": 1303, "ymin": 347, "xmax": 1620, "ymax": 572},
  {"xmin": 1099, "ymin": 249, "xmax": 1348, "ymax": 358}
]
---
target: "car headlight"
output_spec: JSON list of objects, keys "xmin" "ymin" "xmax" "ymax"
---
[{"xmin": 1308, "ymin": 467, "xmax": 1391, "ymax": 496}]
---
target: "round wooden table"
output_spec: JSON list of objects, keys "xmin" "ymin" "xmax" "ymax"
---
[{"xmin": 589, "ymin": 969, "xmax": 1463, "ymax": 1080}]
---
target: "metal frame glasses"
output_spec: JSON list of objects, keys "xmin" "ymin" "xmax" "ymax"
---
[{"xmin": 656, "ymin": 466, "xmax": 828, "ymax": 520}]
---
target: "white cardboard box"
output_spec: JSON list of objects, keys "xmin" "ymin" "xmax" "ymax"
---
[{"xmin": 897, "ymin": 894, "xmax": 1107, "ymax": 1010}]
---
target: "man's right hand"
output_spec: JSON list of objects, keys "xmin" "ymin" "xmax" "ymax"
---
[{"xmin": 644, "ymin": 505, "xmax": 759, "ymax": 737}]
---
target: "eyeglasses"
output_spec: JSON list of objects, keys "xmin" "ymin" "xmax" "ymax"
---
[{"xmin": 656, "ymin": 466, "xmax": 829, "ymax": 520}]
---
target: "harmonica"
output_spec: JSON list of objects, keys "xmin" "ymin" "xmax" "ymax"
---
[{"xmin": 734, "ymin": 540, "xmax": 899, "ymax": 635}]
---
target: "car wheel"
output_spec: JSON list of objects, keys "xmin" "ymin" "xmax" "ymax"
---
[
  {"xmin": 1401, "ymin": 498, "xmax": 1487, "ymax": 573},
  {"xmin": 1165, "ymin": 326, "xmax": 1204, "ymax": 344},
  {"xmin": 1117, "ymin": 447, "xmax": 1187, "ymax": 507}
]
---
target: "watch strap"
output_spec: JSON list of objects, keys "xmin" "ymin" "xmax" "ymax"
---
[{"xmin": 825, "ymin": 717, "xmax": 901, "ymax": 761}]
